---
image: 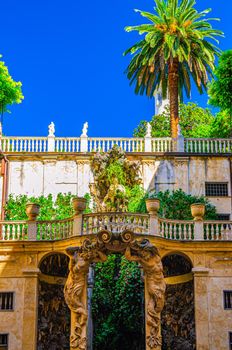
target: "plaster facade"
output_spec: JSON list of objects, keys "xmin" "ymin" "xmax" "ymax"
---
[{"xmin": 5, "ymin": 154, "xmax": 232, "ymax": 218}]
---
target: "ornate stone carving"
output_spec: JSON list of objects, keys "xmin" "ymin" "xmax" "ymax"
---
[
  {"xmin": 64, "ymin": 232, "xmax": 165, "ymax": 350},
  {"xmin": 125, "ymin": 239, "xmax": 166, "ymax": 349}
]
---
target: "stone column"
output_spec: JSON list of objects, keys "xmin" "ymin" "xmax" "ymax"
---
[
  {"xmin": 22, "ymin": 268, "xmax": 40, "ymax": 350},
  {"xmin": 192, "ymin": 267, "xmax": 210, "ymax": 350}
]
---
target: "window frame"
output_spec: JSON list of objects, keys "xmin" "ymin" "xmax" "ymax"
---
[
  {"xmin": 229, "ymin": 332, "xmax": 232, "ymax": 350},
  {"xmin": 0, "ymin": 333, "xmax": 8, "ymax": 349},
  {"xmin": 205, "ymin": 182, "xmax": 229, "ymax": 197},
  {"xmin": 224, "ymin": 290, "xmax": 232, "ymax": 310},
  {"xmin": 0, "ymin": 292, "xmax": 15, "ymax": 312}
]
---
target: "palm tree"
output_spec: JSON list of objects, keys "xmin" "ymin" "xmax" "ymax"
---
[{"xmin": 124, "ymin": 0, "xmax": 223, "ymax": 138}]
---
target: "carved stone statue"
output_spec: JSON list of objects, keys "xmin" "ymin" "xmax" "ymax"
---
[
  {"xmin": 125, "ymin": 239, "xmax": 166, "ymax": 349},
  {"xmin": 146, "ymin": 122, "xmax": 152, "ymax": 138},
  {"xmin": 64, "ymin": 241, "xmax": 107, "ymax": 350},
  {"xmin": 81, "ymin": 122, "xmax": 88, "ymax": 137},
  {"xmin": 48, "ymin": 122, "xmax": 55, "ymax": 136},
  {"xmin": 103, "ymin": 175, "xmax": 127, "ymax": 212}
]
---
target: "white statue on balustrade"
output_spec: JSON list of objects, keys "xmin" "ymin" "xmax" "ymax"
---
[
  {"xmin": 146, "ymin": 122, "xmax": 152, "ymax": 138},
  {"xmin": 81, "ymin": 122, "xmax": 88, "ymax": 137},
  {"xmin": 48, "ymin": 122, "xmax": 55, "ymax": 137}
]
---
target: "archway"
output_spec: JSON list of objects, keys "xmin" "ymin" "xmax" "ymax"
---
[
  {"xmin": 161, "ymin": 253, "xmax": 196, "ymax": 350},
  {"xmin": 64, "ymin": 231, "xmax": 166, "ymax": 350},
  {"xmin": 92, "ymin": 252, "xmax": 145, "ymax": 350},
  {"xmin": 37, "ymin": 253, "xmax": 70, "ymax": 350}
]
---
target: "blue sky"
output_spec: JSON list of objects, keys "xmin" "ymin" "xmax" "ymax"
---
[{"xmin": 1, "ymin": 0, "xmax": 231, "ymax": 137}]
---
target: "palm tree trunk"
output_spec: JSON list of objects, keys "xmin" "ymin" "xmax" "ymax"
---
[{"xmin": 168, "ymin": 58, "xmax": 179, "ymax": 138}]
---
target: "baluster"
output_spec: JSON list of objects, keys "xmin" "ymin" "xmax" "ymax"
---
[
  {"xmin": 183, "ymin": 224, "xmax": 187, "ymax": 240},
  {"xmin": 11, "ymin": 225, "xmax": 16, "ymax": 240},
  {"xmin": 2, "ymin": 225, "xmax": 6, "ymax": 240},
  {"xmin": 189, "ymin": 141, "xmax": 193, "ymax": 153},
  {"xmin": 215, "ymin": 140, "xmax": 218, "ymax": 153},
  {"xmin": 205, "ymin": 224, "xmax": 210, "ymax": 240},
  {"xmin": 172, "ymin": 223, "xmax": 176, "ymax": 239},
  {"xmin": 219, "ymin": 141, "xmax": 222, "ymax": 153},
  {"xmin": 215, "ymin": 223, "xmax": 220, "ymax": 240}
]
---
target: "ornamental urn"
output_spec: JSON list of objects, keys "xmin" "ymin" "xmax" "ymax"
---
[
  {"xmin": 145, "ymin": 198, "xmax": 160, "ymax": 216},
  {"xmin": 191, "ymin": 203, "xmax": 205, "ymax": 221},
  {"xmin": 72, "ymin": 197, "xmax": 87, "ymax": 215},
  {"xmin": 26, "ymin": 203, "xmax": 40, "ymax": 221}
]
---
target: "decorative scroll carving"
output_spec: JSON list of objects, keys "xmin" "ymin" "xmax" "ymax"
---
[{"xmin": 64, "ymin": 231, "xmax": 165, "ymax": 350}]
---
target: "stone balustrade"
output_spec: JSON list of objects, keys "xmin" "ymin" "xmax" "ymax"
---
[
  {"xmin": 37, "ymin": 218, "xmax": 74, "ymax": 240},
  {"xmin": 82, "ymin": 212, "xmax": 150, "ymax": 235},
  {"xmin": 0, "ymin": 214, "xmax": 231, "ymax": 241},
  {"xmin": 184, "ymin": 138, "xmax": 232, "ymax": 153},
  {"xmin": 1, "ymin": 135, "xmax": 231, "ymax": 154},
  {"xmin": 159, "ymin": 219, "xmax": 194, "ymax": 240},
  {"xmin": 0, "ymin": 221, "xmax": 28, "ymax": 240}
]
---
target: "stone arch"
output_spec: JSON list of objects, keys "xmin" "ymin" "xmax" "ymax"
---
[
  {"xmin": 37, "ymin": 250, "xmax": 69, "ymax": 268},
  {"xmin": 161, "ymin": 250, "xmax": 193, "ymax": 267},
  {"xmin": 161, "ymin": 253, "xmax": 196, "ymax": 350},
  {"xmin": 64, "ymin": 230, "xmax": 166, "ymax": 350},
  {"xmin": 37, "ymin": 252, "xmax": 70, "ymax": 350}
]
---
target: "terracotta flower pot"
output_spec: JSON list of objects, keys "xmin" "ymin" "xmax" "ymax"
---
[
  {"xmin": 191, "ymin": 203, "xmax": 205, "ymax": 221},
  {"xmin": 72, "ymin": 197, "xmax": 87, "ymax": 215},
  {"xmin": 146, "ymin": 198, "xmax": 160, "ymax": 216},
  {"xmin": 26, "ymin": 203, "xmax": 40, "ymax": 221}
]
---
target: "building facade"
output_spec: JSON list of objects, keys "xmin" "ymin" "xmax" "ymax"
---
[{"xmin": 0, "ymin": 128, "xmax": 231, "ymax": 350}]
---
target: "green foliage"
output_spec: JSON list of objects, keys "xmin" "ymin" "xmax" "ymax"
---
[
  {"xmin": 92, "ymin": 255, "xmax": 144, "ymax": 350},
  {"xmin": 4, "ymin": 192, "xmax": 91, "ymax": 220},
  {"xmin": 208, "ymin": 50, "xmax": 232, "ymax": 118},
  {"xmin": 135, "ymin": 189, "xmax": 217, "ymax": 220},
  {"xmin": 124, "ymin": 0, "xmax": 223, "ymax": 99},
  {"xmin": 210, "ymin": 111, "xmax": 232, "ymax": 138},
  {"xmin": 133, "ymin": 103, "xmax": 215, "ymax": 138},
  {"xmin": 0, "ymin": 57, "xmax": 24, "ymax": 114},
  {"xmin": 91, "ymin": 145, "xmax": 141, "ymax": 211}
]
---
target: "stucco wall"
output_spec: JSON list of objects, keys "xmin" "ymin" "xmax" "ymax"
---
[{"xmin": 5, "ymin": 155, "xmax": 232, "ymax": 217}]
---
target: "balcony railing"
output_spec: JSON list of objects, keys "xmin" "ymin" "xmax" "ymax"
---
[
  {"xmin": 82, "ymin": 212, "xmax": 149, "ymax": 235},
  {"xmin": 1, "ymin": 135, "xmax": 231, "ymax": 154},
  {"xmin": 0, "ymin": 214, "xmax": 231, "ymax": 242}
]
